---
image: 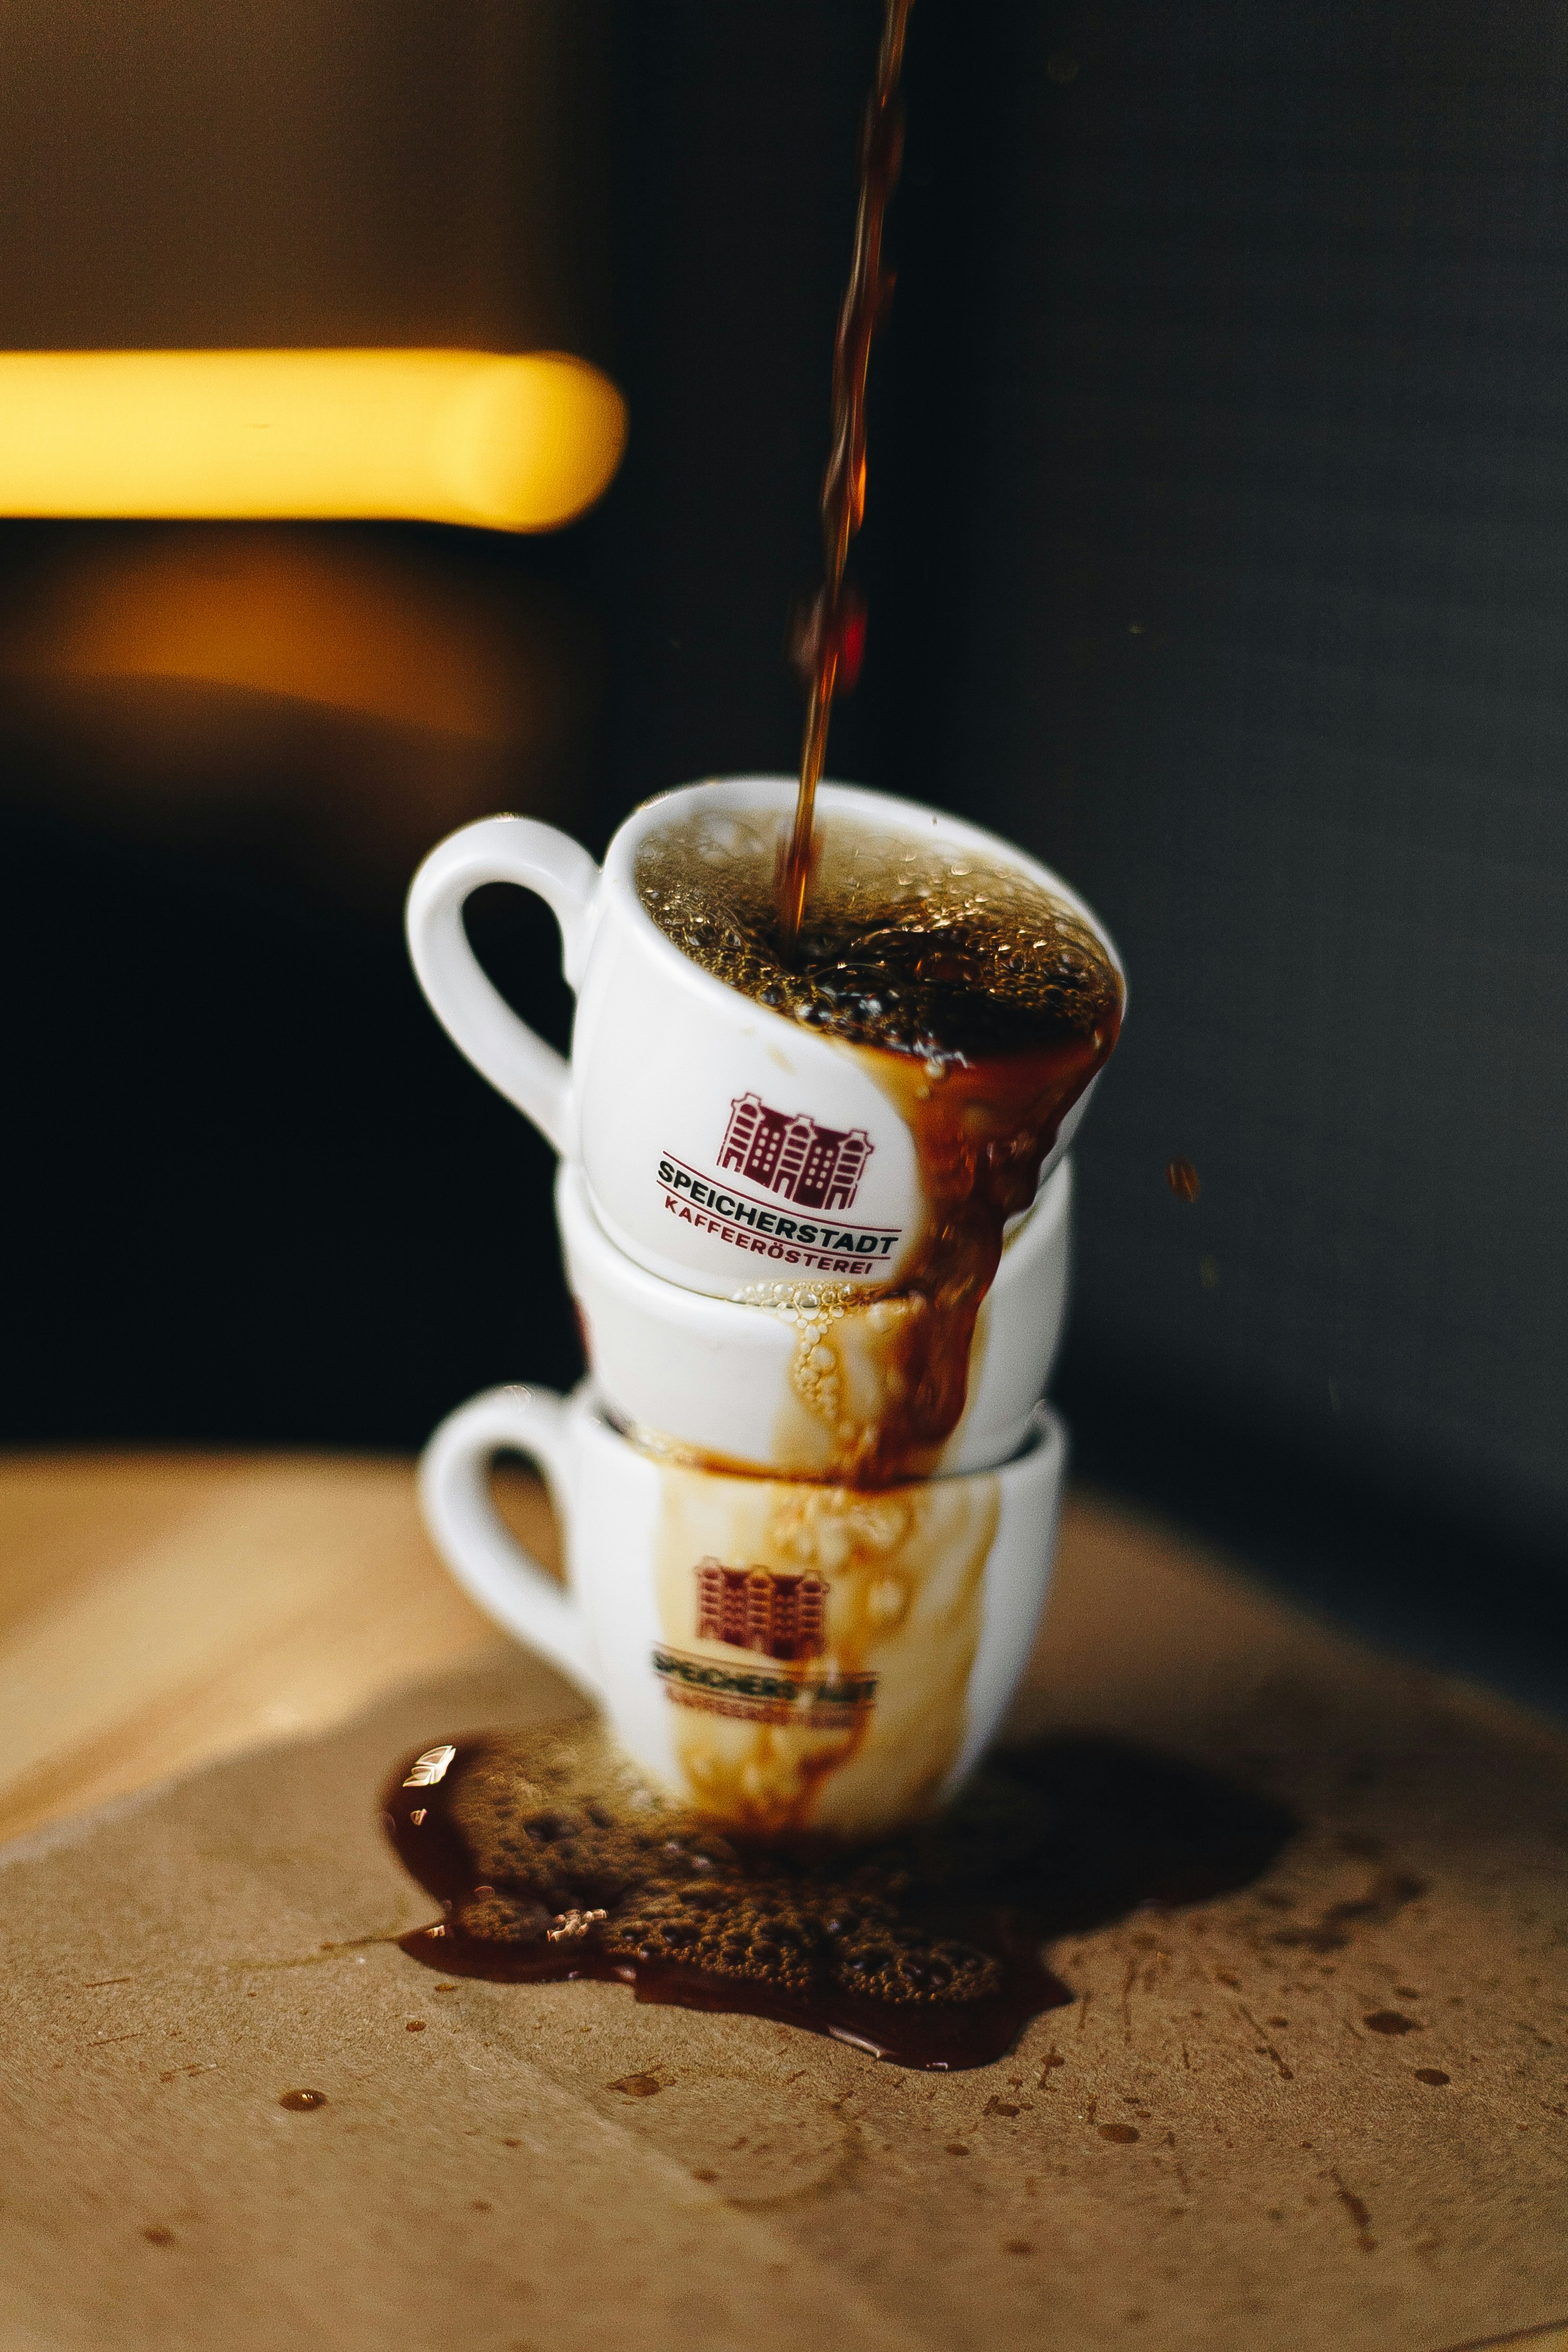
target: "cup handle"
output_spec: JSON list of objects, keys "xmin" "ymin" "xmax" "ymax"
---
[
  {"xmin": 405, "ymin": 815, "xmax": 601, "ymax": 1157},
  {"xmin": 417, "ymin": 1384, "xmax": 602, "ymax": 1698}
]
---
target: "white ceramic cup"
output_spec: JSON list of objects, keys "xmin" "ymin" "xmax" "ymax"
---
[
  {"xmin": 405, "ymin": 774, "xmax": 1122, "ymax": 1301},
  {"xmin": 557, "ymin": 1153, "xmax": 1072, "ymax": 1480},
  {"xmin": 419, "ymin": 1381, "xmax": 1067, "ymax": 1841}
]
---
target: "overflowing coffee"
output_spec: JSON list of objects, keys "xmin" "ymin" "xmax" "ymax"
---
[
  {"xmin": 384, "ymin": 1721, "xmax": 1292, "ymax": 2070},
  {"xmin": 385, "ymin": 1718, "xmax": 1070, "ymax": 2069},
  {"xmin": 638, "ymin": 809, "xmax": 1119, "ymax": 1061},
  {"xmin": 638, "ymin": 808, "xmax": 1123, "ymax": 1483},
  {"xmin": 399, "ymin": 0, "xmax": 1128, "ymax": 2063}
]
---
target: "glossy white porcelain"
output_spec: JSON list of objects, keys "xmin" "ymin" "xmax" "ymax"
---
[{"xmin": 418, "ymin": 1381, "xmax": 1067, "ymax": 1841}]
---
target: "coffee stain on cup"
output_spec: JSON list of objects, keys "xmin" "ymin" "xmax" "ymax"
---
[
  {"xmin": 652, "ymin": 1459, "xmax": 1000, "ymax": 1839},
  {"xmin": 719, "ymin": 1039, "xmax": 1102, "ymax": 1493},
  {"xmin": 737, "ymin": 1215, "xmax": 1007, "ymax": 1481},
  {"xmin": 833, "ymin": 1035, "xmax": 1103, "ymax": 1486}
]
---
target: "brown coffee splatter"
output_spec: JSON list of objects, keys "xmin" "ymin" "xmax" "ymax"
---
[
  {"xmin": 382, "ymin": 1724, "xmax": 1293, "ymax": 2072},
  {"xmin": 1272, "ymin": 1864, "xmax": 1427, "ymax": 1953},
  {"xmin": 1329, "ymin": 2169, "xmax": 1376, "ymax": 2252},
  {"xmin": 1238, "ymin": 2003, "xmax": 1294, "ymax": 2081}
]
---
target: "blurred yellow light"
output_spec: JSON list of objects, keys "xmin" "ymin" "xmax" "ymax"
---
[{"xmin": 0, "ymin": 350, "xmax": 627, "ymax": 531}]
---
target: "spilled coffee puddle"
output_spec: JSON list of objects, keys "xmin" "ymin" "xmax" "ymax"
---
[{"xmin": 383, "ymin": 1725, "xmax": 1294, "ymax": 2070}]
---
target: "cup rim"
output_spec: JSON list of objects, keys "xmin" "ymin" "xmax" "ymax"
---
[
  {"xmin": 599, "ymin": 773, "xmax": 1125, "ymax": 1013},
  {"xmin": 557, "ymin": 1152, "xmax": 1072, "ymax": 1326},
  {"xmin": 570, "ymin": 1375, "xmax": 1065, "ymax": 1492}
]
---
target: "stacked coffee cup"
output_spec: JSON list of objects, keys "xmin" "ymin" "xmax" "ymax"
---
[{"xmin": 406, "ymin": 775, "xmax": 1122, "ymax": 1842}]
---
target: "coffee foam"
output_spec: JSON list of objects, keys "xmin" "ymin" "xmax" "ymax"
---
[
  {"xmin": 382, "ymin": 1722, "xmax": 1297, "ymax": 2069},
  {"xmin": 383, "ymin": 1718, "xmax": 1069, "ymax": 2068},
  {"xmin": 635, "ymin": 810, "xmax": 1121, "ymax": 1064}
]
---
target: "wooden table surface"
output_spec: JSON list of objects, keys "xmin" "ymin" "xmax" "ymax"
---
[
  {"xmin": 0, "ymin": 1449, "xmax": 551, "ymax": 1845},
  {"xmin": 0, "ymin": 1446, "xmax": 1212, "ymax": 1849},
  {"xmin": 3, "ymin": 1450, "xmax": 1567, "ymax": 2352}
]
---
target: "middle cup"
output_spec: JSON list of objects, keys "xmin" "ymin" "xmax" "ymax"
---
[{"xmin": 559, "ymin": 1153, "xmax": 1073, "ymax": 1481}]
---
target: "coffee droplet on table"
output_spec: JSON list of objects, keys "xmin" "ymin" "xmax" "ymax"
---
[{"xmin": 279, "ymin": 2088, "xmax": 328, "ymax": 2111}]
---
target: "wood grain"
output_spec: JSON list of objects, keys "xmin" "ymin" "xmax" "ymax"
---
[
  {"xmin": 0, "ymin": 1452, "xmax": 559, "ymax": 1844},
  {"xmin": 4, "ymin": 1454, "xmax": 1566, "ymax": 2351},
  {"xmin": 0, "ymin": 1447, "xmax": 1536, "ymax": 1851}
]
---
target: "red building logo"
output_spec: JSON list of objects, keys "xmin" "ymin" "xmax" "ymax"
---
[
  {"xmin": 717, "ymin": 1094, "xmax": 873, "ymax": 1212},
  {"xmin": 694, "ymin": 1558, "xmax": 829, "ymax": 1662}
]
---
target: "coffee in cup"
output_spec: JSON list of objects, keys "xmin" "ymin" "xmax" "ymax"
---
[
  {"xmin": 405, "ymin": 776, "xmax": 1124, "ymax": 1482},
  {"xmin": 634, "ymin": 803, "xmax": 1122, "ymax": 1482}
]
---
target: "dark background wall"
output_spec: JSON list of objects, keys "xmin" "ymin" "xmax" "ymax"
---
[
  {"xmin": 2, "ymin": 3, "xmax": 1564, "ymax": 1679},
  {"xmin": 947, "ymin": 1, "xmax": 1568, "ymax": 1648},
  {"xmin": 0, "ymin": 0, "xmax": 613, "ymax": 358}
]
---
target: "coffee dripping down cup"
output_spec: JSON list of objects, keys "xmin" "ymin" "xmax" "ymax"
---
[
  {"xmin": 406, "ymin": 776, "xmax": 1124, "ymax": 1838},
  {"xmin": 406, "ymin": 775, "xmax": 1123, "ymax": 1301},
  {"xmin": 419, "ymin": 1380, "xmax": 1067, "ymax": 1843},
  {"xmin": 556, "ymin": 1153, "xmax": 1072, "ymax": 1481}
]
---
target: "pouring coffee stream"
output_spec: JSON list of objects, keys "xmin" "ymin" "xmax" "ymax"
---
[
  {"xmin": 752, "ymin": 0, "xmax": 1124, "ymax": 1486},
  {"xmin": 395, "ymin": 2, "xmax": 1130, "ymax": 2049},
  {"xmin": 777, "ymin": 0, "xmax": 915, "ymax": 951}
]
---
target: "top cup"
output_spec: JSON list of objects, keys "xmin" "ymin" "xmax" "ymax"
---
[{"xmin": 406, "ymin": 775, "xmax": 1123, "ymax": 1301}]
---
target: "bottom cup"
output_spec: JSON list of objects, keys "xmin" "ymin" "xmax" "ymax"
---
[{"xmin": 418, "ymin": 1381, "xmax": 1066, "ymax": 1842}]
